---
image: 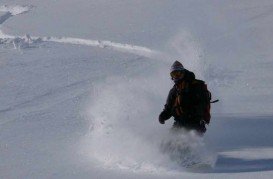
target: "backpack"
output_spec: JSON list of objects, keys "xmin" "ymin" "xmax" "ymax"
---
[{"xmin": 191, "ymin": 80, "xmax": 212, "ymax": 124}]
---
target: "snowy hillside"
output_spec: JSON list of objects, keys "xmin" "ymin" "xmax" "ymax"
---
[{"xmin": 1, "ymin": 1, "xmax": 273, "ymax": 178}]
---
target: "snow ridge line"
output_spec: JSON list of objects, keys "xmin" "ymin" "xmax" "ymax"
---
[
  {"xmin": 0, "ymin": 5, "xmax": 31, "ymax": 16},
  {"xmin": 0, "ymin": 5, "xmax": 160, "ymax": 59},
  {"xmin": 43, "ymin": 37, "xmax": 158, "ymax": 58}
]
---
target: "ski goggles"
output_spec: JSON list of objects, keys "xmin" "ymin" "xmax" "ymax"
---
[{"xmin": 170, "ymin": 70, "xmax": 184, "ymax": 79}]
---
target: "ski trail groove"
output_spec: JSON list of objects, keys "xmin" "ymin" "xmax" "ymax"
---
[{"xmin": 0, "ymin": 5, "xmax": 161, "ymax": 59}]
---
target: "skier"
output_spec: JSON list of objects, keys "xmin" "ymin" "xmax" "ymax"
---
[{"xmin": 158, "ymin": 61, "xmax": 211, "ymax": 134}]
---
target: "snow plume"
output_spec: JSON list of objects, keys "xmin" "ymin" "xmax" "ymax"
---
[
  {"xmin": 160, "ymin": 129, "xmax": 216, "ymax": 168},
  {"xmin": 166, "ymin": 30, "xmax": 205, "ymax": 80},
  {"xmin": 81, "ymin": 67, "xmax": 216, "ymax": 173}
]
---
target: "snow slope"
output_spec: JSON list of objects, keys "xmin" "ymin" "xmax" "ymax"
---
[{"xmin": 1, "ymin": 1, "xmax": 273, "ymax": 179}]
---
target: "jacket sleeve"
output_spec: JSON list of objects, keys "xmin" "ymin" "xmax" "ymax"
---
[{"xmin": 159, "ymin": 87, "xmax": 176, "ymax": 121}]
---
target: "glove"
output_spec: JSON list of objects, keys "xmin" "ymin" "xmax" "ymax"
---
[
  {"xmin": 159, "ymin": 116, "xmax": 165, "ymax": 124},
  {"xmin": 159, "ymin": 111, "xmax": 168, "ymax": 124}
]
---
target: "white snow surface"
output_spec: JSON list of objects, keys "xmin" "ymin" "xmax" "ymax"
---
[
  {"xmin": 0, "ymin": 5, "xmax": 31, "ymax": 15},
  {"xmin": 1, "ymin": 1, "xmax": 273, "ymax": 179}
]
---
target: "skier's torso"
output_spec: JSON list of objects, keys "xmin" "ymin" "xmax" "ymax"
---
[
  {"xmin": 169, "ymin": 80, "xmax": 201, "ymax": 122},
  {"xmin": 166, "ymin": 70, "xmax": 194, "ymax": 116},
  {"xmin": 165, "ymin": 70, "xmax": 206, "ymax": 132}
]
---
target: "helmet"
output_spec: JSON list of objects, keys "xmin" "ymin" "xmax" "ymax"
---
[{"xmin": 170, "ymin": 61, "xmax": 185, "ymax": 83}]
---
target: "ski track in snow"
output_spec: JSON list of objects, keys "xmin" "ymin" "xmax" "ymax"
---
[{"xmin": 0, "ymin": 5, "xmax": 161, "ymax": 59}]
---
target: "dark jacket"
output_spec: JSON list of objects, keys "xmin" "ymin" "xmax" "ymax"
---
[{"xmin": 159, "ymin": 70, "xmax": 206, "ymax": 132}]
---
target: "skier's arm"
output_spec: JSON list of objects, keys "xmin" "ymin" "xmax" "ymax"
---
[{"xmin": 159, "ymin": 88, "xmax": 175, "ymax": 124}]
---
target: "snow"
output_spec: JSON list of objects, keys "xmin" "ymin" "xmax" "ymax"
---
[
  {"xmin": 1, "ymin": 1, "xmax": 273, "ymax": 179},
  {"xmin": 0, "ymin": 5, "xmax": 31, "ymax": 16},
  {"xmin": 0, "ymin": 6, "xmax": 160, "ymax": 57},
  {"xmin": 220, "ymin": 148, "xmax": 273, "ymax": 160}
]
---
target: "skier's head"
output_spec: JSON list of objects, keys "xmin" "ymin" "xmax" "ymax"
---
[{"xmin": 170, "ymin": 61, "xmax": 185, "ymax": 83}]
